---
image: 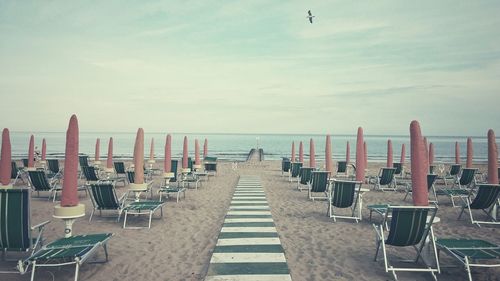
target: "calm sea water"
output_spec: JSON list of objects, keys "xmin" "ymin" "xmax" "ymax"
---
[{"xmin": 7, "ymin": 132, "xmax": 495, "ymax": 163}]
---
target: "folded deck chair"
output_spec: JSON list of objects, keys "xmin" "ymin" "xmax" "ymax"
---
[
  {"xmin": 297, "ymin": 167, "xmax": 314, "ymax": 191},
  {"xmin": 27, "ymin": 170, "xmax": 62, "ymax": 201},
  {"xmin": 403, "ymin": 174, "xmax": 439, "ymax": 203},
  {"xmin": 308, "ymin": 171, "xmax": 330, "ymax": 201},
  {"xmin": 0, "ymin": 188, "xmax": 50, "ymax": 271},
  {"xmin": 436, "ymin": 238, "xmax": 500, "ymax": 281},
  {"xmin": 457, "ymin": 184, "xmax": 500, "ymax": 227},
  {"xmin": 435, "ymin": 168, "xmax": 478, "ymax": 207},
  {"xmin": 289, "ymin": 162, "xmax": 303, "ymax": 182},
  {"xmin": 19, "ymin": 233, "xmax": 113, "ymax": 281},
  {"xmin": 281, "ymin": 158, "xmax": 291, "ymax": 178},
  {"xmin": 372, "ymin": 167, "xmax": 397, "ymax": 191},
  {"xmin": 328, "ymin": 179, "xmax": 363, "ymax": 222},
  {"xmin": 373, "ymin": 205, "xmax": 440, "ymax": 281},
  {"xmin": 393, "ymin": 163, "xmax": 404, "ymax": 179},
  {"xmin": 122, "ymin": 201, "xmax": 165, "ymax": 229},
  {"xmin": 87, "ymin": 182, "xmax": 127, "ymax": 222}
]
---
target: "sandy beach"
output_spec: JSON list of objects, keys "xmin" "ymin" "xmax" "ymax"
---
[{"xmin": 2, "ymin": 160, "xmax": 499, "ymax": 281}]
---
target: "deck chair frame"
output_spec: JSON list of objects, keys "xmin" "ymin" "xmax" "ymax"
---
[
  {"xmin": 458, "ymin": 184, "xmax": 500, "ymax": 227},
  {"xmin": 297, "ymin": 167, "xmax": 314, "ymax": 191},
  {"xmin": 87, "ymin": 182, "xmax": 127, "ymax": 223},
  {"xmin": 308, "ymin": 171, "xmax": 330, "ymax": 201},
  {"xmin": 288, "ymin": 162, "xmax": 303, "ymax": 182},
  {"xmin": 27, "ymin": 170, "xmax": 61, "ymax": 201},
  {"xmin": 372, "ymin": 167, "xmax": 397, "ymax": 191},
  {"xmin": 122, "ymin": 201, "xmax": 164, "ymax": 229},
  {"xmin": 328, "ymin": 179, "xmax": 363, "ymax": 222}
]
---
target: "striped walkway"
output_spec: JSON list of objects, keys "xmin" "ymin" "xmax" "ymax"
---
[{"xmin": 205, "ymin": 176, "xmax": 292, "ymax": 281}]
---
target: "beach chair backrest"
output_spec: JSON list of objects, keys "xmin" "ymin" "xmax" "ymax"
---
[
  {"xmin": 171, "ymin": 160, "xmax": 179, "ymax": 182},
  {"xmin": 469, "ymin": 184, "xmax": 500, "ymax": 210},
  {"xmin": 79, "ymin": 155, "xmax": 89, "ymax": 168},
  {"xmin": 427, "ymin": 174, "xmax": 438, "ymax": 191},
  {"xmin": 126, "ymin": 171, "xmax": 135, "ymax": 183},
  {"xmin": 0, "ymin": 188, "xmax": 31, "ymax": 251},
  {"xmin": 386, "ymin": 206, "xmax": 435, "ymax": 247},
  {"xmin": 282, "ymin": 159, "xmax": 291, "ymax": 172},
  {"xmin": 379, "ymin": 168, "xmax": 396, "ymax": 185},
  {"xmin": 114, "ymin": 162, "xmax": 126, "ymax": 174},
  {"xmin": 28, "ymin": 170, "xmax": 52, "ymax": 191},
  {"xmin": 47, "ymin": 159, "xmax": 60, "ymax": 174},
  {"xmin": 188, "ymin": 157, "xmax": 193, "ymax": 170},
  {"xmin": 459, "ymin": 168, "xmax": 477, "ymax": 186},
  {"xmin": 337, "ymin": 161, "xmax": 347, "ymax": 173},
  {"xmin": 449, "ymin": 164, "xmax": 461, "ymax": 176},
  {"xmin": 429, "ymin": 165, "xmax": 436, "ymax": 174},
  {"xmin": 331, "ymin": 180, "xmax": 361, "ymax": 208},
  {"xmin": 310, "ymin": 171, "xmax": 329, "ymax": 193},
  {"xmin": 22, "ymin": 158, "xmax": 29, "ymax": 168},
  {"xmin": 290, "ymin": 162, "xmax": 303, "ymax": 178},
  {"xmin": 393, "ymin": 163, "xmax": 403, "ymax": 175},
  {"xmin": 204, "ymin": 156, "xmax": 217, "ymax": 162},
  {"xmin": 89, "ymin": 183, "xmax": 120, "ymax": 210},
  {"xmin": 299, "ymin": 167, "xmax": 314, "ymax": 185},
  {"xmin": 11, "ymin": 161, "xmax": 19, "ymax": 179},
  {"xmin": 82, "ymin": 166, "xmax": 99, "ymax": 182}
]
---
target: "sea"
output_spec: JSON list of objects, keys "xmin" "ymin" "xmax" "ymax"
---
[{"xmin": 7, "ymin": 132, "xmax": 494, "ymax": 163}]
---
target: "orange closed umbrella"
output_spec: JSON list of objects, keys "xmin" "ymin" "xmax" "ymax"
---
[
  {"xmin": 410, "ymin": 121, "xmax": 428, "ymax": 206},
  {"xmin": 309, "ymin": 138, "xmax": 315, "ymax": 168},
  {"xmin": 487, "ymin": 130, "xmax": 498, "ymax": 184},
  {"xmin": 466, "ymin": 138, "xmax": 473, "ymax": 168},
  {"xmin": 386, "ymin": 139, "xmax": 393, "ymax": 167},
  {"xmin": 355, "ymin": 128, "xmax": 365, "ymax": 181},
  {"xmin": 325, "ymin": 135, "xmax": 332, "ymax": 173},
  {"xmin": 61, "ymin": 115, "xmax": 80, "ymax": 207}
]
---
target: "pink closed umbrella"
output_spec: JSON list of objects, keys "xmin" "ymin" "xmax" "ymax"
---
[
  {"xmin": 410, "ymin": 120, "xmax": 428, "ymax": 206},
  {"xmin": 95, "ymin": 138, "xmax": 100, "ymax": 161},
  {"xmin": 28, "ymin": 135, "xmax": 35, "ymax": 168},
  {"xmin": 164, "ymin": 134, "xmax": 172, "ymax": 172},
  {"xmin": 487, "ymin": 130, "xmax": 498, "ymax": 184},
  {"xmin": 182, "ymin": 136, "xmax": 188, "ymax": 169},
  {"xmin": 0, "ymin": 128, "xmax": 12, "ymax": 186},
  {"xmin": 291, "ymin": 142, "xmax": 296, "ymax": 162},
  {"xmin": 203, "ymin": 138, "xmax": 208, "ymax": 158},
  {"xmin": 325, "ymin": 135, "xmax": 332, "ymax": 173},
  {"xmin": 423, "ymin": 137, "xmax": 429, "ymax": 157},
  {"xmin": 429, "ymin": 143, "xmax": 435, "ymax": 166},
  {"xmin": 107, "ymin": 137, "xmax": 113, "ymax": 169},
  {"xmin": 149, "ymin": 138, "xmax": 155, "ymax": 161},
  {"xmin": 387, "ymin": 139, "xmax": 393, "ymax": 167},
  {"xmin": 355, "ymin": 128, "xmax": 365, "ymax": 181},
  {"xmin": 309, "ymin": 138, "xmax": 316, "ymax": 168},
  {"xmin": 466, "ymin": 137, "xmax": 473, "ymax": 168},
  {"xmin": 346, "ymin": 141, "xmax": 350, "ymax": 164},
  {"xmin": 41, "ymin": 138, "xmax": 47, "ymax": 161},
  {"xmin": 364, "ymin": 141, "xmax": 368, "ymax": 167},
  {"xmin": 133, "ymin": 128, "xmax": 145, "ymax": 184},
  {"xmin": 299, "ymin": 141, "xmax": 304, "ymax": 163},
  {"xmin": 61, "ymin": 115, "xmax": 80, "ymax": 207},
  {"xmin": 455, "ymin": 142, "xmax": 460, "ymax": 164},
  {"xmin": 400, "ymin": 143, "xmax": 406, "ymax": 165},
  {"xmin": 195, "ymin": 139, "xmax": 201, "ymax": 165}
]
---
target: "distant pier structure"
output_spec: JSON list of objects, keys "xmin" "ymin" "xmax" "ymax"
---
[{"xmin": 246, "ymin": 148, "xmax": 264, "ymax": 162}]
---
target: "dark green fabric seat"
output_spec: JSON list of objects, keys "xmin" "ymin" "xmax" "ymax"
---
[
  {"xmin": 82, "ymin": 166, "xmax": 101, "ymax": 182},
  {"xmin": 393, "ymin": 162, "xmax": 403, "ymax": 176},
  {"xmin": 297, "ymin": 167, "xmax": 314, "ymax": 191},
  {"xmin": 308, "ymin": 171, "xmax": 329, "ymax": 201},
  {"xmin": 328, "ymin": 180, "xmax": 362, "ymax": 222},
  {"xmin": 372, "ymin": 167, "xmax": 397, "ymax": 191},
  {"xmin": 403, "ymin": 174, "xmax": 438, "ymax": 202},
  {"xmin": 336, "ymin": 161, "xmax": 347, "ymax": 174},
  {"xmin": 289, "ymin": 162, "xmax": 303, "ymax": 181},
  {"xmin": 281, "ymin": 158, "xmax": 291, "ymax": 177},
  {"xmin": 78, "ymin": 155, "xmax": 90, "ymax": 168},
  {"xmin": 122, "ymin": 201, "xmax": 164, "ymax": 229},
  {"xmin": 28, "ymin": 170, "xmax": 61, "ymax": 201},
  {"xmin": 458, "ymin": 184, "xmax": 500, "ymax": 226},
  {"xmin": 88, "ymin": 183, "xmax": 127, "ymax": 222},
  {"xmin": 435, "ymin": 168, "xmax": 478, "ymax": 207}
]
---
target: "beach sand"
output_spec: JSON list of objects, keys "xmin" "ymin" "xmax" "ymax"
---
[{"xmin": 2, "ymin": 160, "xmax": 499, "ymax": 281}]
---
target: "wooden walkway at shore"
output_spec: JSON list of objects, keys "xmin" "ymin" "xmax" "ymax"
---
[{"xmin": 204, "ymin": 176, "xmax": 292, "ymax": 281}]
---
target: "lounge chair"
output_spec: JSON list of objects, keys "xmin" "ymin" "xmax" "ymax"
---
[
  {"xmin": 125, "ymin": 171, "xmax": 153, "ymax": 199},
  {"xmin": 21, "ymin": 159, "xmax": 29, "ymax": 169},
  {"xmin": 27, "ymin": 170, "xmax": 62, "ymax": 201},
  {"xmin": 122, "ymin": 201, "xmax": 165, "ymax": 229},
  {"xmin": 308, "ymin": 171, "xmax": 329, "ymax": 201},
  {"xmin": 82, "ymin": 166, "xmax": 103, "ymax": 184},
  {"xmin": 336, "ymin": 160, "xmax": 349, "ymax": 177},
  {"xmin": 439, "ymin": 164, "xmax": 461, "ymax": 187},
  {"xmin": 10, "ymin": 161, "xmax": 25, "ymax": 185},
  {"xmin": 87, "ymin": 182, "xmax": 127, "ymax": 222},
  {"xmin": 79, "ymin": 155, "xmax": 90, "ymax": 168},
  {"xmin": 281, "ymin": 158, "xmax": 291, "ymax": 178},
  {"xmin": 373, "ymin": 205, "xmax": 440, "ymax": 281},
  {"xmin": 158, "ymin": 179, "xmax": 186, "ymax": 202},
  {"xmin": 204, "ymin": 156, "xmax": 217, "ymax": 176},
  {"xmin": 372, "ymin": 167, "xmax": 397, "ymax": 191},
  {"xmin": 113, "ymin": 161, "xmax": 128, "ymax": 182},
  {"xmin": 435, "ymin": 168, "xmax": 478, "ymax": 207},
  {"xmin": 19, "ymin": 233, "xmax": 114, "ymax": 281},
  {"xmin": 0, "ymin": 188, "xmax": 50, "ymax": 269},
  {"xmin": 403, "ymin": 174, "xmax": 439, "ymax": 203},
  {"xmin": 170, "ymin": 159, "xmax": 179, "ymax": 184},
  {"xmin": 393, "ymin": 163, "xmax": 404, "ymax": 179},
  {"xmin": 289, "ymin": 162, "xmax": 303, "ymax": 182},
  {"xmin": 436, "ymin": 238, "xmax": 500, "ymax": 281},
  {"xmin": 327, "ymin": 179, "xmax": 363, "ymax": 222},
  {"xmin": 46, "ymin": 159, "xmax": 63, "ymax": 182},
  {"xmin": 297, "ymin": 167, "xmax": 314, "ymax": 191},
  {"xmin": 457, "ymin": 184, "xmax": 500, "ymax": 227},
  {"xmin": 179, "ymin": 169, "xmax": 200, "ymax": 189}
]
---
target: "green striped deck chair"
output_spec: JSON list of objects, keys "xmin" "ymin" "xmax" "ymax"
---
[
  {"xmin": 289, "ymin": 162, "xmax": 303, "ymax": 182},
  {"xmin": 336, "ymin": 160, "xmax": 348, "ymax": 177},
  {"xmin": 372, "ymin": 167, "xmax": 397, "ymax": 191},
  {"xmin": 0, "ymin": 189, "xmax": 50, "ymax": 268},
  {"xmin": 125, "ymin": 171, "xmax": 153, "ymax": 200},
  {"xmin": 308, "ymin": 171, "xmax": 330, "ymax": 201},
  {"xmin": 179, "ymin": 169, "xmax": 200, "ymax": 190},
  {"xmin": 393, "ymin": 162, "xmax": 404, "ymax": 178},
  {"xmin": 458, "ymin": 184, "xmax": 500, "ymax": 227},
  {"xmin": 158, "ymin": 183, "xmax": 186, "ymax": 203},
  {"xmin": 440, "ymin": 164, "xmax": 462, "ymax": 187},
  {"xmin": 403, "ymin": 174, "xmax": 439, "ymax": 203},
  {"xmin": 297, "ymin": 167, "xmax": 314, "ymax": 191},
  {"xmin": 373, "ymin": 205, "xmax": 440, "ymax": 281},
  {"xmin": 22, "ymin": 159, "xmax": 29, "ymax": 169},
  {"xmin": 436, "ymin": 239, "xmax": 500, "ymax": 281},
  {"xmin": 457, "ymin": 168, "xmax": 477, "ymax": 189},
  {"xmin": 78, "ymin": 155, "xmax": 90, "ymax": 168},
  {"xmin": 435, "ymin": 168, "xmax": 478, "ymax": 207},
  {"xmin": 170, "ymin": 159, "xmax": 179, "ymax": 183},
  {"xmin": 46, "ymin": 159, "xmax": 63, "ymax": 181},
  {"xmin": 10, "ymin": 161, "xmax": 25, "ymax": 185},
  {"xmin": 203, "ymin": 157, "xmax": 217, "ymax": 176},
  {"xmin": 19, "ymin": 233, "xmax": 114, "ymax": 281},
  {"xmin": 328, "ymin": 180, "xmax": 363, "ymax": 222},
  {"xmin": 87, "ymin": 183, "xmax": 127, "ymax": 222},
  {"xmin": 281, "ymin": 158, "xmax": 291, "ymax": 178},
  {"xmin": 82, "ymin": 166, "xmax": 102, "ymax": 184},
  {"xmin": 122, "ymin": 201, "xmax": 165, "ymax": 229},
  {"xmin": 27, "ymin": 170, "xmax": 61, "ymax": 201}
]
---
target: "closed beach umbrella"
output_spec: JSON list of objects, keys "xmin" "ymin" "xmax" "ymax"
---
[
  {"xmin": 41, "ymin": 139, "xmax": 46, "ymax": 161},
  {"xmin": 0, "ymin": 128, "xmax": 11, "ymax": 186},
  {"xmin": 325, "ymin": 135, "xmax": 332, "ymax": 173},
  {"xmin": 309, "ymin": 138, "xmax": 316, "ymax": 168},
  {"xmin": 299, "ymin": 141, "xmax": 304, "ymax": 163},
  {"xmin": 28, "ymin": 135, "xmax": 34, "ymax": 168},
  {"xmin": 95, "ymin": 138, "xmax": 100, "ymax": 161},
  {"xmin": 387, "ymin": 139, "xmax": 393, "ymax": 168},
  {"xmin": 107, "ymin": 137, "xmax": 113, "ymax": 169},
  {"xmin": 150, "ymin": 138, "xmax": 155, "ymax": 161},
  {"xmin": 355, "ymin": 128, "xmax": 365, "ymax": 181},
  {"xmin": 487, "ymin": 130, "xmax": 498, "ymax": 184},
  {"xmin": 364, "ymin": 141, "xmax": 368, "ymax": 167},
  {"xmin": 410, "ymin": 120, "xmax": 428, "ymax": 206},
  {"xmin": 164, "ymin": 135, "xmax": 172, "ymax": 172},
  {"xmin": 61, "ymin": 115, "xmax": 80, "ymax": 207},
  {"xmin": 195, "ymin": 139, "xmax": 201, "ymax": 165},
  {"xmin": 203, "ymin": 138, "xmax": 208, "ymax": 158},
  {"xmin": 400, "ymin": 143, "xmax": 406, "ymax": 165},
  {"xmin": 182, "ymin": 136, "xmax": 188, "ymax": 169},
  {"xmin": 466, "ymin": 137, "xmax": 473, "ymax": 168},
  {"xmin": 429, "ymin": 143, "xmax": 435, "ymax": 166},
  {"xmin": 346, "ymin": 141, "xmax": 350, "ymax": 164},
  {"xmin": 291, "ymin": 142, "xmax": 296, "ymax": 162},
  {"xmin": 423, "ymin": 137, "xmax": 429, "ymax": 157},
  {"xmin": 455, "ymin": 142, "xmax": 460, "ymax": 164},
  {"xmin": 133, "ymin": 128, "xmax": 145, "ymax": 184}
]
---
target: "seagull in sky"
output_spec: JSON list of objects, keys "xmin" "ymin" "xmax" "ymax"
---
[{"xmin": 307, "ymin": 10, "xmax": 315, "ymax": 24}]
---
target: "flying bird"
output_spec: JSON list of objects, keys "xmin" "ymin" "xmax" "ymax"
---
[{"xmin": 307, "ymin": 10, "xmax": 315, "ymax": 24}]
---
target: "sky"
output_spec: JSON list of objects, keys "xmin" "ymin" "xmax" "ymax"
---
[{"xmin": 1, "ymin": 1, "xmax": 500, "ymax": 136}]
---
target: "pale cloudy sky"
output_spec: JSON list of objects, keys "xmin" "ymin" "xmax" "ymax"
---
[{"xmin": 1, "ymin": 1, "xmax": 499, "ymax": 136}]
